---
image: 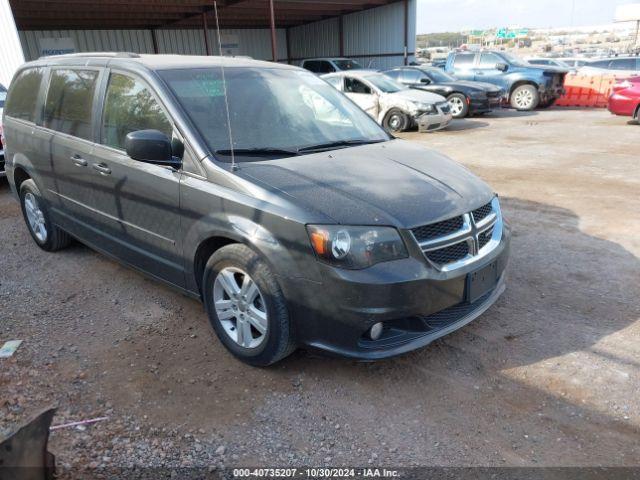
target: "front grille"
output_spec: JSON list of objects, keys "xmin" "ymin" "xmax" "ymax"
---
[
  {"xmin": 472, "ymin": 202, "xmax": 493, "ymax": 223},
  {"xmin": 425, "ymin": 241, "xmax": 469, "ymax": 264},
  {"xmin": 411, "ymin": 198, "xmax": 500, "ymax": 269},
  {"xmin": 418, "ymin": 289, "xmax": 494, "ymax": 329},
  {"xmin": 478, "ymin": 227, "xmax": 493, "ymax": 250},
  {"xmin": 411, "ymin": 216, "xmax": 463, "ymax": 242}
]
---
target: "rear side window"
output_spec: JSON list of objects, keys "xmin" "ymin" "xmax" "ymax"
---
[
  {"xmin": 401, "ymin": 70, "xmax": 421, "ymax": 83},
  {"xmin": 101, "ymin": 73, "xmax": 172, "ymax": 151},
  {"xmin": 589, "ymin": 59, "xmax": 611, "ymax": 69},
  {"xmin": 304, "ymin": 61, "xmax": 335, "ymax": 74},
  {"xmin": 385, "ymin": 70, "xmax": 402, "ymax": 80},
  {"xmin": 453, "ymin": 53, "xmax": 475, "ymax": 68},
  {"xmin": 4, "ymin": 68, "xmax": 44, "ymax": 122},
  {"xmin": 44, "ymin": 69, "xmax": 99, "ymax": 140}
]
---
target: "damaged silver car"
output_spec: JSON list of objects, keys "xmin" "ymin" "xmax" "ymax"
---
[{"xmin": 322, "ymin": 70, "xmax": 453, "ymax": 133}]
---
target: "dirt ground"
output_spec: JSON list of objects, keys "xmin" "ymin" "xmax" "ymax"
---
[{"xmin": 1, "ymin": 108, "xmax": 638, "ymax": 473}]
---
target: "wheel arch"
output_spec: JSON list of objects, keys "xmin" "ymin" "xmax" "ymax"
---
[{"xmin": 509, "ymin": 80, "xmax": 539, "ymax": 97}]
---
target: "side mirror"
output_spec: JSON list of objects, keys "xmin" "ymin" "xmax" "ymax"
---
[
  {"xmin": 496, "ymin": 62, "xmax": 508, "ymax": 72},
  {"xmin": 420, "ymin": 77, "xmax": 431, "ymax": 84},
  {"xmin": 125, "ymin": 130, "xmax": 181, "ymax": 169}
]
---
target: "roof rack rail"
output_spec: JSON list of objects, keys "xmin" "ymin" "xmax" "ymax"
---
[{"xmin": 41, "ymin": 52, "xmax": 141, "ymax": 59}]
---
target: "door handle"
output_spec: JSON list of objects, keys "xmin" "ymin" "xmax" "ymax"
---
[
  {"xmin": 70, "ymin": 155, "xmax": 88, "ymax": 167},
  {"xmin": 92, "ymin": 163, "xmax": 111, "ymax": 175}
]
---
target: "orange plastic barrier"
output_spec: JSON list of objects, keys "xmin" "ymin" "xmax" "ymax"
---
[{"xmin": 556, "ymin": 73, "xmax": 625, "ymax": 108}]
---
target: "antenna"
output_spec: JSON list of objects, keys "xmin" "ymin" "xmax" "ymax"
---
[{"xmin": 213, "ymin": 0, "xmax": 237, "ymax": 171}]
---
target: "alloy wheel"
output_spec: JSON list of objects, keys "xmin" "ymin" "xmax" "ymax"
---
[
  {"xmin": 448, "ymin": 97, "xmax": 464, "ymax": 117},
  {"xmin": 514, "ymin": 89, "xmax": 534, "ymax": 109},
  {"xmin": 388, "ymin": 113, "xmax": 403, "ymax": 131},
  {"xmin": 24, "ymin": 193, "xmax": 48, "ymax": 243},
  {"xmin": 213, "ymin": 267, "xmax": 268, "ymax": 349}
]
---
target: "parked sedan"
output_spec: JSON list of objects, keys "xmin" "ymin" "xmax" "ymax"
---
[
  {"xmin": 323, "ymin": 70, "xmax": 452, "ymax": 132},
  {"xmin": 608, "ymin": 76, "xmax": 640, "ymax": 121},
  {"xmin": 385, "ymin": 66, "xmax": 505, "ymax": 118}
]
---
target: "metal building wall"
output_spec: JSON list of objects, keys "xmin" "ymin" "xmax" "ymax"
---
[
  {"xmin": 288, "ymin": 0, "xmax": 416, "ymax": 70},
  {"xmin": 0, "ymin": 0, "xmax": 25, "ymax": 86},
  {"xmin": 19, "ymin": 28, "xmax": 288, "ymax": 62}
]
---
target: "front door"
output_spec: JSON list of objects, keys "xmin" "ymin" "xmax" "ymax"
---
[
  {"xmin": 343, "ymin": 76, "xmax": 379, "ymax": 118},
  {"xmin": 89, "ymin": 71, "xmax": 184, "ymax": 287},
  {"xmin": 473, "ymin": 52, "xmax": 505, "ymax": 85}
]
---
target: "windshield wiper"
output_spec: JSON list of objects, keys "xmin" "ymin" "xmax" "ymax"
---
[
  {"xmin": 297, "ymin": 139, "xmax": 386, "ymax": 153},
  {"xmin": 215, "ymin": 148, "xmax": 299, "ymax": 157}
]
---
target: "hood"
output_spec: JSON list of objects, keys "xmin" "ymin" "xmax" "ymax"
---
[
  {"xmin": 235, "ymin": 139, "xmax": 494, "ymax": 228},
  {"xmin": 389, "ymin": 88, "xmax": 446, "ymax": 104}
]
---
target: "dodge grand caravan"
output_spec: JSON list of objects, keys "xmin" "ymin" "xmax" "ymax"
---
[{"xmin": 3, "ymin": 53, "xmax": 510, "ymax": 366}]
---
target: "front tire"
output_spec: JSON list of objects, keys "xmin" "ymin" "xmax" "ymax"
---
[
  {"xmin": 447, "ymin": 93, "xmax": 469, "ymax": 118},
  {"xmin": 510, "ymin": 85, "xmax": 540, "ymax": 111},
  {"xmin": 19, "ymin": 179, "xmax": 72, "ymax": 252},
  {"xmin": 203, "ymin": 244, "xmax": 295, "ymax": 366},
  {"xmin": 383, "ymin": 109, "xmax": 410, "ymax": 132}
]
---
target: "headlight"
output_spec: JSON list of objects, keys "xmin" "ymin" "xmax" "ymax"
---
[
  {"xmin": 468, "ymin": 91, "xmax": 486, "ymax": 99},
  {"xmin": 307, "ymin": 225, "xmax": 408, "ymax": 269},
  {"xmin": 416, "ymin": 102, "xmax": 435, "ymax": 113}
]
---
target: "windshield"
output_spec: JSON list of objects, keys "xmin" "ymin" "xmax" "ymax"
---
[
  {"xmin": 363, "ymin": 74, "xmax": 405, "ymax": 93},
  {"xmin": 160, "ymin": 67, "xmax": 389, "ymax": 162},
  {"xmin": 423, "ymin": 68, "xmax": 456, "ymax": 82},
  {"xmin": 333, "ymin": 59, "xmax": 363, "ymax": 70},
  {"xmin": 499, "ymin": 52, "xmax": 529, "ymax": 67}
]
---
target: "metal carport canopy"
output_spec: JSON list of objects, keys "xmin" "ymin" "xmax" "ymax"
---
[{"xmin": 10, "ymin": 0, "xmax": 409, "ymax": 62}]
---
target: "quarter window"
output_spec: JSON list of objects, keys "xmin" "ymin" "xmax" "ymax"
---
[
  {"xmin": 4, "ymin": 68, "xmax": 44, "ymax": 122},
  {"xmin": 44, "ymin": 69, "xmax": 99, "ymax": 140},
  {"xmin": 101, "ymin": 73, "xmax": 172, "ymax": 151}
]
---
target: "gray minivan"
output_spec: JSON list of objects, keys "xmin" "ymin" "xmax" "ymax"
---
[{"xmin": 3, "ymin": 53, "xmax": 510, "ymax": 366}]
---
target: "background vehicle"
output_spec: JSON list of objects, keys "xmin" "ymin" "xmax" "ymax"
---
[
  {"xmin": 385, "ymin": 66, "xmax": 504, "ymax": 118},
  {"xmin": 527, "ymin": 58, "xmax": 572, "ymax": 69},
  {"xmin": 302, "ymin": 58, "xmax": 365, "ymax": 74},
  {"xmin": 3, "ymin": 54, "xmax": 508, "ymax": 366},
  {"xmin": 580, "ymin": 56, "xmax": 640, "ymax": 77},
  {"xmin": 0, "ymin": 83, "xmax": 6, "ymax": 177},
  {"xmin": 323, "ymin": 70, "xmax": 452, "ymax": 132},
  {"xmin": 608, "ymin": 76, "xmax": 640, "ymax": 121},
  {"xmin": 445, "ymin": 50, "xmax": 568, "ymax": 110}
]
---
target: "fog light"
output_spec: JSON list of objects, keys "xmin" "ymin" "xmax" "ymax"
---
[{"xmin": 369, "ymin": 322, "xmax": 384, "ymax": 340}]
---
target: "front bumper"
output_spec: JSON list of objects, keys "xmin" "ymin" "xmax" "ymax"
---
[
  {"xmin": 416, "ymin": 110, "xmax": 453, "ymax": 132},
  {"xmin": 284, "ymin": 224, "xmax": 511, "ymax": 360}
]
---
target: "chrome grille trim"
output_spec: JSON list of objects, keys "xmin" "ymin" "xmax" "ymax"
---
[{"xmin": 412, "ymin": 197, "xmax": 503, "ymax": 272}]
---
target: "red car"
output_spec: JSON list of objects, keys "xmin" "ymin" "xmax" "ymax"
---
[{"xmin": 608, "ymin": 76, "xmax": 640, "ymax": 120}]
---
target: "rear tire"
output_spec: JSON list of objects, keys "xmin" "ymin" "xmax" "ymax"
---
[
  {"xmin": 19, "ymin": 179, "xmax": 72, "ymax": 252},
  {"xmin": 447, "ymin": 93, "xmax": 469, "ymax": 118},
  {"xmin": 383, "ymin": 109, "xmax": 410, "ymax": 132},
  {"xmin": 202, "ymin": 244, "xmax": 296, "ymax": 366},
  {"xmin": 510, "ymin": 84, "xmax": 540, "ymax": 111}
]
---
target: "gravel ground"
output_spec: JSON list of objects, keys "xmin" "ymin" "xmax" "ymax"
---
[{"xmin": 0, "ymin": 108, "xmax": 638, "ymax": 475}]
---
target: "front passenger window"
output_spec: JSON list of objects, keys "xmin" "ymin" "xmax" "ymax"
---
[
  {"xmin": 345, "ymin": 78, "xmax": 372, "ymax": 94},
  {"xmin": 101, "ymin": 73, "xmax": 172, "ymax": 151}
]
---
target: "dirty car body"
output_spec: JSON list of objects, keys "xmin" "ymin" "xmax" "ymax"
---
[
  {"xmin": 322, "ymin": 70, "xmax": 453, "ymax": 132},
  {"xmin": 3, "ymin": 54, "xmax": 509, "ymax": 365}
]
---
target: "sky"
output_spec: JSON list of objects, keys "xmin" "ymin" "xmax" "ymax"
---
[{"xmin": 417, "ymin": 0, "xmax": 640, "ymax": 33}]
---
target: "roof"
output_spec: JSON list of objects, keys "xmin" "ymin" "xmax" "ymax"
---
[
  {"xmin": 10, "ymin": 0, "xmax": 401, "ymax": 30},
  {"xmin": 29, "ymin": 52, "xmax": 299, "ymax": 71}
]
